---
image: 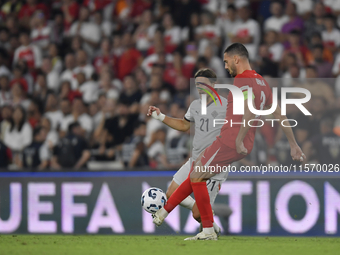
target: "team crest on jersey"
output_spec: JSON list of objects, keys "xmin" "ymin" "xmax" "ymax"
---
[{"xmin": 211, "ymin": 110, "xmax": 218, "ymax": 118}]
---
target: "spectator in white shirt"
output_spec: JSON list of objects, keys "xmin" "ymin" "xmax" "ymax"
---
[
  {"xmin": 57, "ymin": 97, "xmax": 72, "ymax": 131},
  {"xmin": 181, "ymin": 12, "xmax": 200, "ymax": 43},
  {"xmin": 162, "ymin": 13, "xmax": 181, "ymax": 47},
  {"xmin": 231, "ymin": 5, "xmax": 260, "ymax": 61},
  {"xmin": 13, "ymin": 29, "xmax": 42, "ymax": 70},
  {"xmin": 60, "ymin": 53, "xmax": 77, "ymax": 90},
  {"xmin": 48, "ymin": 43, "xmax": 63, "ymax": 74},
  {"xmin": 89, "ymin": 99, "xmax": 104, "ymax": 130},
  {"xmin": 322, "ymin": 14, "xmax": 340, "ymax": 53},
  {"xmin": 0, "ymin": 63, "xmax": 11, "ymax": 80},
  {"xmin": 76, "ymin": 72, "xmax": 98, "ymax": 104},
  {"xmin": 40, "ymin": 117, "xmax": 59, "ymax": 152},
  {"xmin": 142, "ymin": 36, "xmax": 173, "ymax": 75},
  {"xmin": 60, "ymin": 97, "xmax": 93, "ymax": 137},
  {"xmin": 73, "ymin": 49, "xmax": 95, "ymax": 82},
  {"xmin": 264, "ymin": 30, "xmax": 284, "ymax": 62},
  {"xmin": 323, "ymin": 0, "xmax": 340, "ymax": 27},
  {"xmin": 44, "ymin": 93, "xmax": 64, "ymax": 131},
  {"xmin": 98, "ymin": 71, "xmax": 121, "ymax": 100},
  {"xmin": 264, "ymin": 1, "xmax": 289, "ymax": 32},
  {"xmin": 291, "ymin": 0, "xmax": 313, "ymax": 17},
  {"xmin": 92, "ymin": 10, "xmax": 113, "ymax": 38},
  {"xmin": 216, "ymin": 4, "xmax": 241, "ymax": 51},
  {"xmin": 133, "ymin": 10, "xmax": 157, "ymax": 53},
  {"xmin": 195, "ymin": 11, "xmax": 221, "ymax": 55},
  {"xmin": 4, "ymin": 106, "xmax": 32, "ymax": 152},
  {"xmin": 30, "ymin": 10, "xmax": 51, "ymax": 51},
  {"xmin": 69, "ymin": 6, "xmax": 101, "ymax": 57},
  {"xmin": 282, "ymin": 63, "xmax": 306, "ymax": 87},
  {"xmin": 41, "ymin": 57, "xmax": 60, "ymax": 92}
]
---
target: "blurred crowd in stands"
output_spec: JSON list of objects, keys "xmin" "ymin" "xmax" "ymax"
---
[{"xmin": 0, "ymin": 0, "xmax": 339, "ymax": 171}]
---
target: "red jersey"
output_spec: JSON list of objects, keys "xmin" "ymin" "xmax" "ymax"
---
[
  {"xmin": 18, "ymin": 3, "xmax": 49, "ymax": 20},
  {"xmin": 117, "ymin": 49, "xmax": 141, "ymax": 80},
  {"xmin": 93, "ymin": 54, "xmax": 115, "ymax": 74},
  {"xmin": 220, "ymin": 70, "xmax": 273, "ymax": 152}
]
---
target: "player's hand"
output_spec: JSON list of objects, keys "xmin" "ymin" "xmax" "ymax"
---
[
  {"xmin": 147, "ymin": 106, "xmax": 160, "ymax": 117},
  {"xmin": 147, "ymin": 106, "xmax": 165, "ymax": 121},
  {"xmin": 291, "ymin": 145, "xmax": 306, "ymax": 162},
  {"xmin": 236, "ymin": 141, "xmax": 248, "ymax": 155}
]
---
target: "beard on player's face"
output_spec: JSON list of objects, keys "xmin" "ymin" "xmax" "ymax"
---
[{"xmin": 227, "ymin": 63, "xmax": 237, "ymax": 77}]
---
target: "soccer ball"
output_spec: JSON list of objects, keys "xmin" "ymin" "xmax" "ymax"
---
[{"xmin": 141, "ymin": 187, "xmax": 167, "ymax": 214}]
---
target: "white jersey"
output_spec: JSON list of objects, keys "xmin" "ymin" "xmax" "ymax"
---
[
  {"xmin": 184, "ymin": 96, "xmax": 228, "ymax": 181},
  {"xmin": 185, "ymin": 96, "xmax": 227, "ymax": 160}
]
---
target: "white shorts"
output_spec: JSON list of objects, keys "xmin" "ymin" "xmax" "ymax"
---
[{"xmin": 173, "ymin": 159, "xmax": 227, "ymax": 205}]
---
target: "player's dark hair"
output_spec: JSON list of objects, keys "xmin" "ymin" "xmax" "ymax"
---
[
  {"xmin": 224, "ymin": 43, "xmax": 249, "ymax": 59},
  {"xmin": 194, "ymin": 68, "xmax": 217, "ymax": 83}
]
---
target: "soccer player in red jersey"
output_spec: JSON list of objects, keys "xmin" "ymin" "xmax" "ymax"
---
[{"xmin": 152, "ymin": 43, "xmax": 306, "ymax": 240}]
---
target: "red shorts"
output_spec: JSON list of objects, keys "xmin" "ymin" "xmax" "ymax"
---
[{"xmin": 200, "ymin": 138, "xmax": 246, "ymax": 172}]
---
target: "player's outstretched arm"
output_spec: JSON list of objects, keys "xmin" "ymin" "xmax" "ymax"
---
[
  {"xmin": 270, "ymin": 104, "xmax": 306, "ymax": 162},
  {"xmin": 147, "ymin": 106, "xmax": 191, "ymax": 132}
]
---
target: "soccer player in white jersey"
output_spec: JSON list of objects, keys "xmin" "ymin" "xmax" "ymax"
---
[{"xmin": 147, "ymin": 68, "xmax": 228, "ymax": 235}]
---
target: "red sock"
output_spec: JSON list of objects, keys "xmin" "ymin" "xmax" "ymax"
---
[
  {"xmin": 164, "ymin": 177, "xmax": 192, "ymax": 213},
  {"xmin": 191, "ymin": 182, "xmax": 213, "ymax": 228}
]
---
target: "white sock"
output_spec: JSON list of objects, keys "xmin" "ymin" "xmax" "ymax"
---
[
  {"xmin": 213, "ymin": 222, "xmax": 220, "ymax": 233},
  {"xmin": 179, "ymin": 196, "xmax": 195, "ymax": 210},
  {"xmin": 203, "ymin": 227, "xmax": 214, "ymax": 235},
  {"xmin": 158, "ymin": 207, "xmax": 169, "ymax": 218}
]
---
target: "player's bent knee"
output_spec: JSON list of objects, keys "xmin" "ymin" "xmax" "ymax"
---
[
  {"xmin": 190, "ymin": 177, "xmax": 204, "ymax": 182},
  {"xmin": 190, "ymin": 171, "xmax": 205, "ymax": 182}
]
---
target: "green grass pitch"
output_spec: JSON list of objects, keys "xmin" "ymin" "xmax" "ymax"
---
[{"xmin": 0, "ymin": 235, "xmax": 339, "ymax": 255}]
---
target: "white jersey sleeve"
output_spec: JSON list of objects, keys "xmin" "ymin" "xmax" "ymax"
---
[{"xmin": 184, "ymin": 104, "xmax": 194, "ymax": 122}]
